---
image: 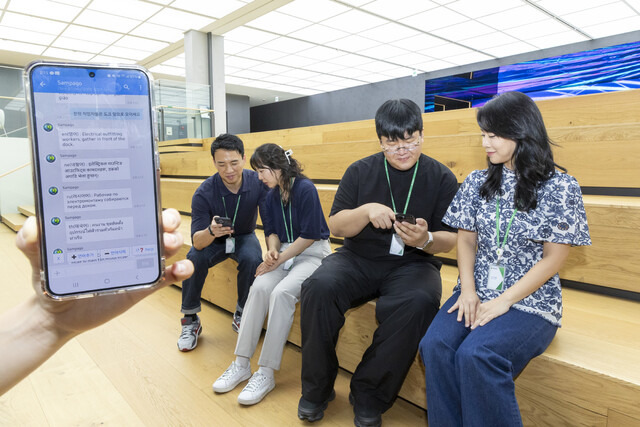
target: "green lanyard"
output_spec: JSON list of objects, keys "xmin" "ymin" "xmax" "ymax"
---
[
  {"xmin": 384, "ymin": 157, "xmax": 419, "ymax": 214},
  {"xmin": 495, "ymin": 196, "xmax": 517, "ymax": 262},
  {"xmin": 221, "ymin": 194, "xmax": 241, "ymax": 227},
  {"xmin": 280, "ymin": 196, "xmax": 293, "ymax": 243}
]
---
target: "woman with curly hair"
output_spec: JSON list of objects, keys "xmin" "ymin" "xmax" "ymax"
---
[{"xmin": 420, "ymin": 91, "xmax": 591, "ymax": 426}]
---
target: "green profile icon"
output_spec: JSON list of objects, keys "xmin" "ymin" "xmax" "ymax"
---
[
  {"xmin": 43, "ymin": 123, "xmax": 53, "ymax": 132},
  {"xmin": 46, "ymin": 154, "xmax": 56, "ymax": 163},
  {"xmin": 48, "ymin": 187, "xmax": 59, "ymax": 195},
  {"xmin": 51, "ymin": 217, "xmax": 61, "ymax": 225}
]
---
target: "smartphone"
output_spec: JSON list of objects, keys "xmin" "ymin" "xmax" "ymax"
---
[
  {"xmin": 215, "ymin": 216, "xmax": 233, "ymax": 228},
  {"xmin": 25, "ymin": 61, "xmax": 164, "ymax": 299},
  {"xmin": 394, "ymin": 213, "xmax": 416, "ymax": 224}
]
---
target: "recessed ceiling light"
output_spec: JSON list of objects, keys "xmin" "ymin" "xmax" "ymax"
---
[
  {"xmin": 277, "ymin": 0, "xmax": 350, "ymax": 23},
  {"xmin": 62, "ymin": 25, "xmax": 122, "ymax": 44},
  {"xmin": 171, "ymin": 0, "xmax": 245, "ymax": 18},
  {"xmin": 0, "ymin": 26, "xmax": 56, "ymax": 45},
  {"xmin": 1, "ymin": 12, "xmax": 67, "ymax": 35},
  {"xmin": 131, "ymin": 23, "xmax": 185, "ymax": 43},
  {"xmin": 247, "ymin": 11, "xmax": 310, "ymax": 35},
  {"xmin": 148, "ymin": 8, "xmax": 213, "ymax": 31},
  {"xmin": 0, "ymin": 39, "xmax": 45, "ymax": 55},
  {"xmin": 362, "ymin": 0, "xmax": 439, "ymax": 21},
  {"xmin": 44, "ymin": 47, "xmax": 94, "ymax": 62},
  {"xmin": 74, "ymin": 10, "xmax": 140, "ymax": 33},
  {"xmin": 88, "ymin": 0, "xmax": 161, "ymax": 20},
  {"xmin": 8, "ymin": 0, "xmax": 80, "ymax": 21}
]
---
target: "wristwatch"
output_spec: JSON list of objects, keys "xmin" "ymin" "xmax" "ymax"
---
[
  {"xmin": 416, "ymin": 231, "xmax": 434, "ymax": 251},
  {"xmin": 208, "ymin": 225, "xmax": 215, "ymax": 236}
]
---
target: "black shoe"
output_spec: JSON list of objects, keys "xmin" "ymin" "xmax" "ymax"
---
[
  {"xmin": 349, "ymin": 393, "xmax": 382, "ymax": 427},
  {"xmin": 298, "ymin": 389, "xmax": 336, "ymax": 422}
]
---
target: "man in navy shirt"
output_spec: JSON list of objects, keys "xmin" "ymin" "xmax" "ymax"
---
[
  {"xmin": 297, "ymin": 99, "xmax": 458, "ymax": 426},
  {"xmin": 178, "ymin": 134, "xmax": 270, "ymax": 352}
]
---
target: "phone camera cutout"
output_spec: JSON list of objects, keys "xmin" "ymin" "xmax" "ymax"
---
[{"xmin": 89, "ymin": 71, "xmax": 95, "ymax": 78}]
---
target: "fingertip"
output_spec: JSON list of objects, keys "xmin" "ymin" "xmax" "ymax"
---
[{"xmin": 162, "ymin": 208, "xmax": 179, "ymax": 230}]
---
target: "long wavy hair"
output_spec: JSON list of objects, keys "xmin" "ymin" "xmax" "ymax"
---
[
  {"xmin": 477, "ymin": 91, "xmax": 565, "ymax": 211},
  {"xmin": 250, "ymin": 143, "xmax": 307, "ymax": 201}
]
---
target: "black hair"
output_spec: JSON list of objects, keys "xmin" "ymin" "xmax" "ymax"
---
[
  {"xmin": 375, "ymin": 99, "xmax": 423, "ymax": 141},
  {"xmin": 250, "ymin": 143, "xmax": 307, "ymax": 200},
  {"xmin": 210, "ymin": 133, "xmax": 245, "ymax": 158},
  {"xmin": 477, "ymin": 91, "xmax": 566, "ymax": 211}
]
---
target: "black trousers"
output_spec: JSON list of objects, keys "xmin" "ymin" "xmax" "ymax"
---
[{"xmin": 300, "ymin": 248, "xmax": 442, "ymax": 414}]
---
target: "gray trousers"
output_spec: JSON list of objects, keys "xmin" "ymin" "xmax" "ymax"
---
[{"xmin": 235, "ymin": 239, "xmax": 331, "ymax": 370}]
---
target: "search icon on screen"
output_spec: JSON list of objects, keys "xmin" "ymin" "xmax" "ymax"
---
[{"xmin": 123, "ymin": 84, "xmax": 129, "ymax": 89}]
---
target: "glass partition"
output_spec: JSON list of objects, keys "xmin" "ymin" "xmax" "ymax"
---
[
  {"xmin": 154, "ymin": 79, "xmax": 213, "ymax": 141},
  {"xmin": 0, "ymin": 66, "xmax": 33, "ymax": 218}
]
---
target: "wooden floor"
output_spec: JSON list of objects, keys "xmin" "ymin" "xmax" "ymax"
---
[{"xmin": 0, "ymin": 223, "xmax": 427, "ymax": 426}]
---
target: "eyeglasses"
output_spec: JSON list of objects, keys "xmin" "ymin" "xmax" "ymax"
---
[{"xmin": 381, "ymin": 139, "xmax": 422, "ymax": 154}]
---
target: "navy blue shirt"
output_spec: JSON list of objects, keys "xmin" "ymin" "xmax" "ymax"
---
[
  {"xmin": 263, "ymin": 178, "xmax": 330, "ymax": 243},
  {"xmin": 190, "ymin": 169, "xmax": 271, "ymax": 240}
]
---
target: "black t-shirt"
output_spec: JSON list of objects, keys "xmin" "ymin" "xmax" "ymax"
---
[{"xmin": 330, "ymin": 152, "xmax": 458, "ymax": 263}]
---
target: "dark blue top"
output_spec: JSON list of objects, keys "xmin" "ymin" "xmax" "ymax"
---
[
  {"xmin": 190, "ymin": 169, "xmax": 271, "ymax": 240},
  {"xmin": 263, "ymin": 178, "xmax": 330, "ymax": 243}
]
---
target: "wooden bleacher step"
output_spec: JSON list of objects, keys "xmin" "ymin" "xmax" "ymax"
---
[
  {"xmin": 18, "ymin": 205, "xmax": 35, "ymax": 217},
  {"xmin": 1, "ymin": 212, "xmax": 26, "ymax": 231}
]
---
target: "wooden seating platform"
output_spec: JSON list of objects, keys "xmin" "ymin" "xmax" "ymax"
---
[{"xmin": 160, "ymin": 89, "xmax": 640, "ymax": 425}]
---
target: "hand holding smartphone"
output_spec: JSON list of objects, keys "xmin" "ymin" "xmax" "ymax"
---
[
  {"xmin": 25, "ymin": 61, "xmax": 164, "ymax": 299},
  {"xmin": 214, "ymin": 216, "xmax": 233, "ymax": 228},
  {"xmin": 394, "ymin": 213, "xmax": 416, "ymax": 224}
]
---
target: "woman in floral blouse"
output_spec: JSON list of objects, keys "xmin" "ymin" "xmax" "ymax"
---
[{"xmin": 420, "ymin": 91, "xmax": 591, "ymax": 426}]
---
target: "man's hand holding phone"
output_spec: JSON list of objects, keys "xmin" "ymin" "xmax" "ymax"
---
[
  {"xmin": 210, "ymin": 216, "xmax": 233, "ymax": 237},
  {"xmin": 393, "ymin": 214, "xmax": 431, "ymax": 248}
]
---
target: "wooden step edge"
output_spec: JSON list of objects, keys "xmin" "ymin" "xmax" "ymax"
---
[
  {"xmin": 18, "ymin": 205, "xmax": 35, "ymax": 217},
  {"xmin": 1, "ymin": 213, "xmax": 26, "ymax": 232}
]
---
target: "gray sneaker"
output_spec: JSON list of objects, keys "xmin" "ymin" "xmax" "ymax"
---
[
  {"xmin": 232, "ymin": 311, "xmax": 241, "ymax": 333},
  {"xmin": 213, "ymin": 361, "xmax": 251, "ymax": 393},
  {"xmin": 177, "ymin": 315, "xmax": 202, "ymax": 352}
]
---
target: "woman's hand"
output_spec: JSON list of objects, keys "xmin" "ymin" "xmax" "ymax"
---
[
  {"xmin": 470, "ymin": 297, "xmax": 512, "ymax": 330},
  {"xmin": 16, "ymin": 209, "xmax": 194, "ymax": 339},
  {"xmin": 255, "ymin": 259, "xmax": 280, "ymax": 276},
  {"xmin": 263, "ymin": 249, "xmax": 280, "ymax": 267},
  {"xmin": 447, "ymin": 290, "xmax": 481, "ymax": 328}
]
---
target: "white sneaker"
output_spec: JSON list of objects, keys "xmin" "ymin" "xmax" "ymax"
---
[
  {"xmin": 213, "ymin": 362, "xmax": 251, "ymax": 393},
  {"xmin": 237, "ymin": 372, "xmax": 276, "ymax": 405}
]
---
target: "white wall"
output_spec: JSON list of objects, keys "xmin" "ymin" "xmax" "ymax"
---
[{"xmin": 0, "ymin": 137, "xmax": 34, "ymax": 215}]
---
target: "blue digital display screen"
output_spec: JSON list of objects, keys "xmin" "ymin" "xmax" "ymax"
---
[{"xmin": 425, "ymin": 40, "xmax": 640, "ymax": 112}]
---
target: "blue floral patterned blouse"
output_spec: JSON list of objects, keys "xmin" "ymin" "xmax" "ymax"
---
[{"xmin": 443, "ymin": 167, "xmax": 592, "ymax": 326}]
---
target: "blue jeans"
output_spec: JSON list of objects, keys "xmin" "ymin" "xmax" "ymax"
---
[
  {"xmin": 181, "ymin": 233, "xmax": 262, "ymax": 315},
  {"xmin": 420, "ymin": 292, "xmax": 557, "ymax": 427}
]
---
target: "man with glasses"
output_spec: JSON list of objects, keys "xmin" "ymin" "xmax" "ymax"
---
[{"xmin": 297, "ymin": 99, "xmax": 458, "ymax": 426}]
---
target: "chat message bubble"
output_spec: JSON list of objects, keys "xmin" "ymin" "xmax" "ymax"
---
[
  {"xmin": 66, "ymin": 217, "xmax": 133, "ymax": 243},
  {"xmin": 59, "ymin": 128, "xmax": 128, "ymax": 150},
  {"xmin": 64, "ymin": 188, "xmax": 132, "ymax": 212},
  {"xmin": 70, "ymin": 108, "xmax": 143, "ymax": 120},
  {"xmin": 62, "ymin": 158, "xmax": 130, "ymax": 182}
]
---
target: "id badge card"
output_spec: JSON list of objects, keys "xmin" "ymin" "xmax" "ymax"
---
[
  {"xmin": 389, "ymin": 233, "xmax": 405, "ymax": 256},
  {"xmin": 225, "ymin": 237, "xmax": 235, "ymax": 254},
  {"xmin": 487, "ymin": 264, "xmax": 506, "ymax": 291},
  {"xmin": 283, "ymin": 256, "xmax": 295, "ymax": 271}
]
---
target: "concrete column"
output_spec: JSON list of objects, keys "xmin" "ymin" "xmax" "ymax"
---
[
  {"xmin": 209, "ymin": 34, "xmax": 226, "ymax": 136},
  {"xmin": 184, "ymin": 30, "xmax": 210, "ymax": 138}
]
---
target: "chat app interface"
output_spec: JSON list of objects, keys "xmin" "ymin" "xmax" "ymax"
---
[{"xmin": 31, "ymin": 66, "xmax": 160, "ymax": 295}]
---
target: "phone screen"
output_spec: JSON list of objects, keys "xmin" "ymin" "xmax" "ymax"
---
[{"xmin": 27, "ymin": 63, "xmax": 163, "ymax": 297}]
